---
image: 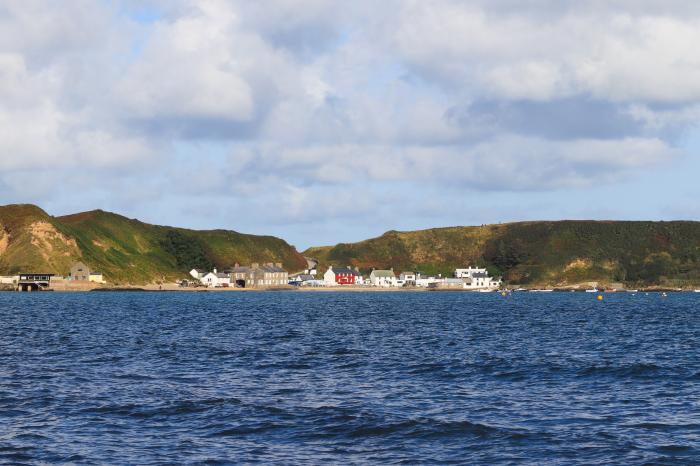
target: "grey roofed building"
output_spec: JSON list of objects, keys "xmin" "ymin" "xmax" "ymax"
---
[
  {"xmin": 229, "ymin": 262, "xmax": 288, "ymax": 288},
  {"xmin": 228, "ymin": 266, "xmax": 251, "ymax": 274},
  {"xmin": 289, "ymin": 273, "xmax": 315, "ymax": 284},
  {"xmin": 258, "ymin": 264, "xmax": 286, "ymax": 273}
]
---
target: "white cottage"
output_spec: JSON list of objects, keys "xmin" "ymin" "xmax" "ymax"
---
[
  {"xmin": 455, "ymin": 266, "xmax": 501, "ymax": 290},
  {"xmin": 201, "ymin": 269, "xmax": 231, "ymax": 288},
  {"xmin": 369, "ymin": 269, "xmax": 398, "ymax": 287}
]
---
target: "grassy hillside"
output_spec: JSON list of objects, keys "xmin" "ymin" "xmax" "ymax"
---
[
  {"xmin": 304, "ymin": 221, "xmax": 700, "ymax": 287},
  {"xmin": 0, "ymin": 205, "xmax": 307, "ymax": 284}
]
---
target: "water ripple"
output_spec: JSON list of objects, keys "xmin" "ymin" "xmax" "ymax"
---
[{"xmin": 1, "ymin": 291, "xmax": 699, "ymax": 464}]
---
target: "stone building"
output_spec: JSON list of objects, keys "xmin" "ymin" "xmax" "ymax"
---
[
  {"xmin": 70, "ymin": 262, "xmax": 90, "ymax": 281},
  {"xmin": 226, "ymin": 263, "xmax": 288, "ymax": 288}
]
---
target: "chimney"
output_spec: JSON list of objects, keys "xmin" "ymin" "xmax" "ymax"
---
[
  {"xmin": 213, "ymin": 268, "xmax": 217, "ymax": 274},
  {"xmin": 235, "ymin": 262, "xmax": 239, "ymax": 268}
]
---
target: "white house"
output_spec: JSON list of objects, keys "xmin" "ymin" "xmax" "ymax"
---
[
  {"xmin": 190, "ymin": 269, "xmax": 206, "ymax": 280},
  {"xmin": 415, "ymin": 273, "xmax": 440, "ymax": 288},
  {"xmin": 455, "ymin": 266, "xmax": 501, "ymax": 290},
  {"xmin": 0, "ymin": 276, "xmax": 18, "ymax": 285},
  {"xmin": 89, "ymin": 272, "xmax": 106, "ymax": 284},
  {"xmin": 201, "ymin": 269, "xmax": 231, "ymax": 288},
  {"xmin": 455, "ymin": 266, "xmax": 488, "ymax": 279},
  {"xmin": 369, "ymin": 269, "xmax": 398, "ymax": 287}
]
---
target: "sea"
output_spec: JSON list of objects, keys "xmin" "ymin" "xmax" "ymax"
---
[{"xmin": 1, "ymin": 291, "xmax": 699, "ymax": 465}]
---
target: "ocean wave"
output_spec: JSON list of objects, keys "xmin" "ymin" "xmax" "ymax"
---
[{"xmin": 577, "ymin": 362, "xmax": 666, "ymax": 378}]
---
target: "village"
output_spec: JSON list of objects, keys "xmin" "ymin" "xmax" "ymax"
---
[
  {"xmin": 0, "ymin": 257, "xmax": 502, "ymax": 292},
  {"xmin": 188, "ymin": 260, "xmax": 503, "ymax": 291}
]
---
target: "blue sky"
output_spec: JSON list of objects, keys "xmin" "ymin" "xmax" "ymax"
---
[{"xmin": 1, "ymin": 1, "xmax": 700, "ymax": 250}]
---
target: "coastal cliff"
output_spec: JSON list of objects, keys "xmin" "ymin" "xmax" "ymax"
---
[
  {"xmin": 305, "ymin": 221, "xmax": 700, "ymax": 288},
  {"xmin": 3, "ymin": 204, "xmax": 700, "ymax": 288},
  {"xmin": 0, "ymin": 204, "xmax": 307, "ymax": 284}
]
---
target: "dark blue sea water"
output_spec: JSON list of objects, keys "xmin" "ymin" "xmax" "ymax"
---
[{"xmin": 1, "ymin": 291, "xmax": 699, "ymax": 465}]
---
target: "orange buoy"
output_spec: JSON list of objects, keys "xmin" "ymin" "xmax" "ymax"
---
[{"xmin": 597, "ymin": 294, "xmax": 603, "ymax": 301}]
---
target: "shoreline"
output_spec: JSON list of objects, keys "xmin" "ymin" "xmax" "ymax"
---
[{"xmin": 6, "ymin": 286, "xmax": 695, "ymax": 293}]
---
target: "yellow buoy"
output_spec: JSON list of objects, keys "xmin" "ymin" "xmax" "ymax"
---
[
  {"xmin": 501, "ymin": 291, "xmax": 507, "ymax": 297},
  {"xmin": 597, "ymin": 294, "xmax": 603, "ymax": 300}
]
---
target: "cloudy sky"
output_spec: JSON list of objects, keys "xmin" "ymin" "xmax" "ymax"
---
[{"xmin": 2, "ymin": 1, "xmax": 700, "ymax": 249}]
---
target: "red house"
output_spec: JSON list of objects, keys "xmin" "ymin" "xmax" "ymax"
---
[{"xmin": 324, "ymin": 266, "xmax": 362, "ymax": 285}]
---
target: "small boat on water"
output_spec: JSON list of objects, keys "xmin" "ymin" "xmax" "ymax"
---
[
  {"xmin": 530, "ymin": 289, "xmax": 554, "ymax": 292},
  {"xmin": 626, "ymin": 289, "xmax": 638, "ymax": 293},
  {"xmin": 585, "ymin": 288, "xmax": 598, "ymax": 293},
  {"xmin": 694, "ymin": 290, "xmax": 700, "ymax": 293}
]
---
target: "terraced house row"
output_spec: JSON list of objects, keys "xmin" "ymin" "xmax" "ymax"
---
[{"xmin": 190, "ymin": 263, "xmax": 288, "ymax": 288}]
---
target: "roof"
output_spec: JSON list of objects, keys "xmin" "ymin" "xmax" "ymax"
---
[
  {"xmin": 472, "ymin": 272, "xmax": 488, "ymax": 278},
  {"xmin": 371, "ymin": 270, "xmax": 395, "ymax": 278},
  {"xmin": 228, "ymin": 266, "xmax": 250, "ymax": 273},
  {"xmin": 203, "ymin": 272, "xmax": 230, "ymax": 278},
  {"xmin": 258, "ymin": 265, "xmax": 286, "ymax": 273},
  {"xmin": 331, "ymin": 267, "xmax": 360, "ymax": 275}
]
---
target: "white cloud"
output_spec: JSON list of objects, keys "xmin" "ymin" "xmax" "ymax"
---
[
  {"xmin": 391, "ymin": 0, "xmax": 700, "ymax": 102},
  {"xmin": 0, "ymin": 0, "xmax": 697, "ymax": 243}
]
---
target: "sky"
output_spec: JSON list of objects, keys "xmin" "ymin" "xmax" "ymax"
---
[{"xmin": 2, "ymin": 1, "xmax": 700, "ymax": 250}]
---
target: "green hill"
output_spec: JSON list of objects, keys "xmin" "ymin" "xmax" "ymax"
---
[
  {"xmin": 0, "ymin": 204, "xmax": 307, "ymax": 284},
  {"xmin": 304, "ymin": 221, "xmax": 700, "ymax": 288}
]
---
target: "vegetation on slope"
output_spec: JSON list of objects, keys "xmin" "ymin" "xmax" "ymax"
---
[
  {"xmin": 305, "ymin": 221, "xmax": 700, "ymax": 287},
  {"xmin": 0, "ymin": 205, "xmax": 307, "ymax": 284}
]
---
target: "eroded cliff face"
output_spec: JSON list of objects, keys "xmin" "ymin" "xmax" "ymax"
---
[
  {"xmin": 0, "ymin": 226, "xmax": 8, "ymax": 256},
  {"xmin": 29, "ymin": 221, "xmax": 81, "ymax": 261}
]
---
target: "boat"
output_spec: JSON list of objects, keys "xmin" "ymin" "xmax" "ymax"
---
[
  {"xmin": 694, "ymin": 290, "xmax": 700, "ymax": 293},
  {"xmin": 585, "ymin": 288, "xmax": 598, "ymax": 293},
  {"xmin": 530, "ymin": 289, "xmax": 554, "ymax": 292},
  {"xmin": 626, "ymin": 289, "xmax": 638, "ymax": 293}
]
